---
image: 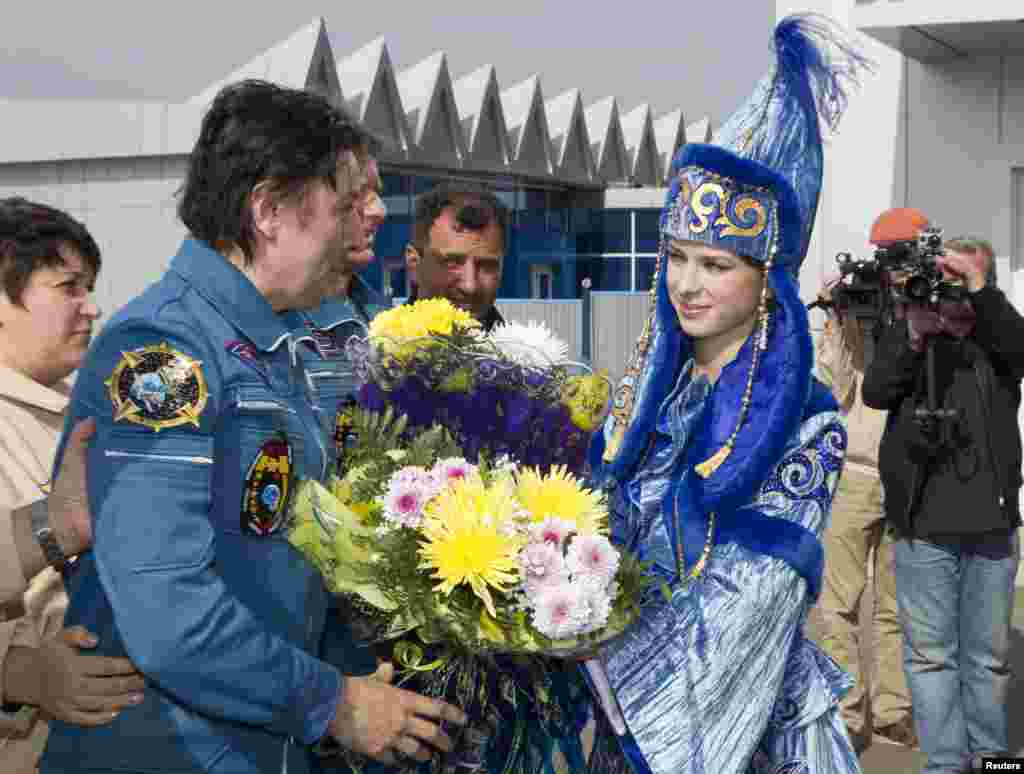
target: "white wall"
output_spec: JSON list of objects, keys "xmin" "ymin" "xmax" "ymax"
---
[
  {"xmin": 0, "ymin": 156, "xmax": 189, "ymax": 326},
  {"xmin": 780, "ymin": 0, "xmax": 1024, "ymax": 583},
  {"xmin": 779, "ymin": 0, "xmax": 1024, "ymax": 299},
  {"xmin": 777, "ymin": 0, "xmax": 907, "ymax": 323}
]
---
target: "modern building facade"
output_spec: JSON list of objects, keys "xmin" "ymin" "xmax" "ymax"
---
[
  {"xmin": 774, "ymin": 0, "xmax": 1024, "ymax": 306},
  {"xmin": 0, "ymin": 18, "xmax": 716, "ymax": 320}
]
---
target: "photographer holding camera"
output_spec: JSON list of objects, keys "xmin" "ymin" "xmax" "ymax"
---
[
  {"xmin": 862, "ymin": 207, "xmax": 1023, "ymax": 774},
  {"xmin": 815, "ymin": 274, "xmax": 914, "ymax": 754}
]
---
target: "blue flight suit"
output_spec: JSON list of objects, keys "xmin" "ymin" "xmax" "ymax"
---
[
  {"xmin": 287, "ymin": 275, "xmax": 389, "ymax": 476},
  {"xmin": 42, "ymin": 239, "xmax": 342, "ymax": 774},
  {"xmin": 286, "ymin": 280, "xmax": 392, "ymax": 773}
]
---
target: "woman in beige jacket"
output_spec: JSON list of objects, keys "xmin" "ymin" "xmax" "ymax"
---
[{"xmin": 0, "ymin": 198, "xmax": 145, "ymax": 771}]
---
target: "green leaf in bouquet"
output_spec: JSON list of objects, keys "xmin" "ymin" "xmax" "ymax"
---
[
  {"xmin": 343, "ymin": 405, "xmax": 408, "ymax": 470},
  {"xmin": 288, "ymin": 514, "xmax": 334, "ymax": 576},
  {"xmin": 288, "ymin": 480, "xmax": 399, "ymax": 611}
]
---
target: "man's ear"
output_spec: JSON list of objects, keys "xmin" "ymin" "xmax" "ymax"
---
[
  {"xmin": 404, "ymin": 243, "xmax": 420, "ymax": 279},
  {"xmin": 249, "ymin": 180, "xmax": 281, "ymax": 242}
]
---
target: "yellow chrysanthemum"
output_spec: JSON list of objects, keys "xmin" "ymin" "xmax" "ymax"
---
[
  {"xmin": 369, "ymin": 298, "xmax": 480, "ymax": 344},
  {"xmin": 515, "ymin": 465, "xmax": 608, "ymax": 535},
  {"xmin": 562, "ymin": 371, "xmax": 611, "ymax": 431},
  {"xmin": 418, "ymin": 475, "xmax": 524, "ymax": 616}
]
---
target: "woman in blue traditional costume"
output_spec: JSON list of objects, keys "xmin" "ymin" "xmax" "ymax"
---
[{"xmin": 584, "ymin": 15, "xmax": 869, "ymax": 774}]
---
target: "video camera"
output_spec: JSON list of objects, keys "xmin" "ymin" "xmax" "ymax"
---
[
  {"xmin": 808, "ymin": 225, "xmax": 965, "ymax": 444},
  {"xmin": 812, "ymin": 226, "xmax": 963, "ymax": 324},
  {"xmin": 874, "ymin": 226, "xmax": 965, "ymax": 305}
]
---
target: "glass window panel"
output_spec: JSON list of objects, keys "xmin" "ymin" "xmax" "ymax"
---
[
  {"xmin": 410, "ymin": 175, "xmax": 445, "ymax": 195},
  {"xmin": 572, "ymin": 210, "xmax": 628, "ymax": 254},
  {"xmin": 599, "ymin": 210, "xmax": 630, "ymax": 253},
  {"xmin": 636, "ymin": 209, "xmax": 662, "ymax": 253},
  {"xmin": 522, "ymin": 188, "xmax": 550, "ymax": 210},
  {"xmin": 381, "ymin": 172, "xmax": 406, "ymax": 198},
  {"xmin": 385, "ymin": 267, "xmax": 408, "ymax": 299},
  {"xmin": 572, "ymin": 210, "xmax": 600, "ymax": 254},
  {"xmin": 489, "ymin": 188, "xmax": 517, "ymax": 223},
  {"xmin": 573, "ymin": 255, "xmax": 630, "ymax": 292},
  {"xmin": 636, "ymin": 256, "xmax": 658, "ymax": 291},
  {"xmin": 374, "ymin": 214, "xmax": 411, "ymax": 259}
]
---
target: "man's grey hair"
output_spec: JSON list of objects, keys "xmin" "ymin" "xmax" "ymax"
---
[{"xmin": 945, "ymin": 235, "xmax": 997, "ymax": 285}]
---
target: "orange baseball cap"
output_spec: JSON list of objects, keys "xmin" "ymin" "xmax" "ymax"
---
[{"xmin": 869, "ymin": 207, "xmax": 930, "ymax": 246}]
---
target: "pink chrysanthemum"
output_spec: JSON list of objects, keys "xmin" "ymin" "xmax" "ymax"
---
[
  {"xmin": 565, "ymin": 534, "xmax": 620, "ymax": 587},
  {"xmin": 432, "ymin": 458, "xmax": 477, "ymax": 488},
  {"xmin": 529, "ymin": 517, "xmax": 575, "ymax": 548},
  {"xmin": 530, "ymin": 582, "xmax": 590, "ymax": 640},
  {"xmin": 519, "ymin": 542, "xmax": 569, "ymax": 599},
  {"xmin": 382, "ymin": 466, "xmax": 441, "ymax": 529}
]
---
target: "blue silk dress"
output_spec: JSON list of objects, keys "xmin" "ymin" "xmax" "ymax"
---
[{"xmin": 588, "ymin": 361, "xmax": 861, "ymax": 774}]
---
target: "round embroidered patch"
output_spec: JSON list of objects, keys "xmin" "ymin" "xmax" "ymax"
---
[
  {"xmin": 106, "ymin": 342, "xmax": 208, "ymax": 432},
  {"xmin": 242, "ymin": 435, "xmax": 293, "ymax": 536}
]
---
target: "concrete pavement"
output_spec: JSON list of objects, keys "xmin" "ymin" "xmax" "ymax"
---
[{"xmin": 809, "ymin": 590, "xmax": 1024, "ymax": 774}]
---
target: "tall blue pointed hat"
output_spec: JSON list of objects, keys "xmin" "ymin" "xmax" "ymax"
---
[{"xmin": 592, "ymin": 14, "xmax": 870, "ymax": 504}]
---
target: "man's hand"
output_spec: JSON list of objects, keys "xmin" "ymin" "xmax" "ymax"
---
[
  {"xmin": 49, "ymin": 417, "xmax": 95, "ymax": 557},
  {"xmin": 816, "ymin": 275, "xmax": 839, "ymax": 312},
  {"xmin": 938, "ymin": 249, "xmax": 988, "ymax": 294},
  {"xmin": 329, "ymin": 661, "xmax": 467, "ymax": 764},
  {"xmin": 8, "ymin": 626, "xmax": 145, "ymax": 726}
]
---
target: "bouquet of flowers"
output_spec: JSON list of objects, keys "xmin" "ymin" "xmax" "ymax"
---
[
  {"xmin": 288, "ymin": 299, "xmax": 641, "ymax": 772},
  {"xmin": 347, "ymin": 297, "xmax": 611, "ymax": 475},
  {"xmin": 290, "ymin": 449, "xmax": 646, "ymax": 656}
]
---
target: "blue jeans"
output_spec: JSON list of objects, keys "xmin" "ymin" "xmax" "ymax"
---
[{"xmin": 894, "ymin": 530, "xmax": 1019, "ymax": 774}]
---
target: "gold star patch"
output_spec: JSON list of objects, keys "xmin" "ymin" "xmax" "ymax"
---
[{"xmin": 105, "ymin": 342, "xmax": 209, "ymax": 432}]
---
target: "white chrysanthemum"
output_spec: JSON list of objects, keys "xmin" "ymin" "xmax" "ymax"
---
[
  {"xmin": 519, "ymin": 541, "xmax": 570, "ymax": 599},
  {"xmin": 529, "ymin": 517, "xmax": 576, "ymax": 548},
  {"xmin": 575, "ymin": 579, "xmax": 613, "ymax": 635},
  {"xmin": 432, "ymin": 457, "xmax": 477, "ymax": 488},
  {"xmin": 489, "ymin": 321, "xmax": 569, "ymax": 368},
  {"xmin": 531, "ymin": 582, "xmax": 591, "ymax": 640},
  {"xmin": 566, "ymin": 534, "xmax": 620, "ymax": 588}
]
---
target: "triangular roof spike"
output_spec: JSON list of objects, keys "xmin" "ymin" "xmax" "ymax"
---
[
  {"xmin": 654, "ymin": 109, "xmax": 687, "ymax": 182},
  {"xmin": 500, "ymin": 75, "xmax": 554, "ymax": 177},
  {"xmin": 545, "ymin": 88, "xmax": 595, "ymax": 183},
  {"xmin": 190, "ymin": 18, "xmax": 342, "ymax": 107},
  {"xmin": 620, "ymin": 103, "xmax": 661, "ymax": 187},
  {"xmin": 452, "ymin": 64, "xmax": 511, "ymax": 172},
  {"xmin": 686, "ymin": 116, "xmax": 712, "ymax": 144},
  {"xmin": 585, "ymin": 97, "xmax": 630, "ymax": 183},
  {"xmin": 396, "ymin": 51, "xmax": 467, "ymax": 167},
  {"xmin": 337, "ymin": 37, "xmax": 411, "ymax": 159}
]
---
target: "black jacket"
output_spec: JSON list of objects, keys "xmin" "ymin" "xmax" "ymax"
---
[{"xmin": 862, "ymin": 286, "xmax": 1024, "ymax": 538}]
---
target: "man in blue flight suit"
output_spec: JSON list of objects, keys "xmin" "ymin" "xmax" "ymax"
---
[
  {"xmin": 41, "ymin": 80, "xmax": 464, "ymax": 774},
  {"xmin": 290, "ymin": 155, "xmax": 389, "ymax": 471}
]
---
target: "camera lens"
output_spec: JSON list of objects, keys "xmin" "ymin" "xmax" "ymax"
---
[{"xmin": 904, "ymin": 275, "xmax": 932, "ymax": 301}]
